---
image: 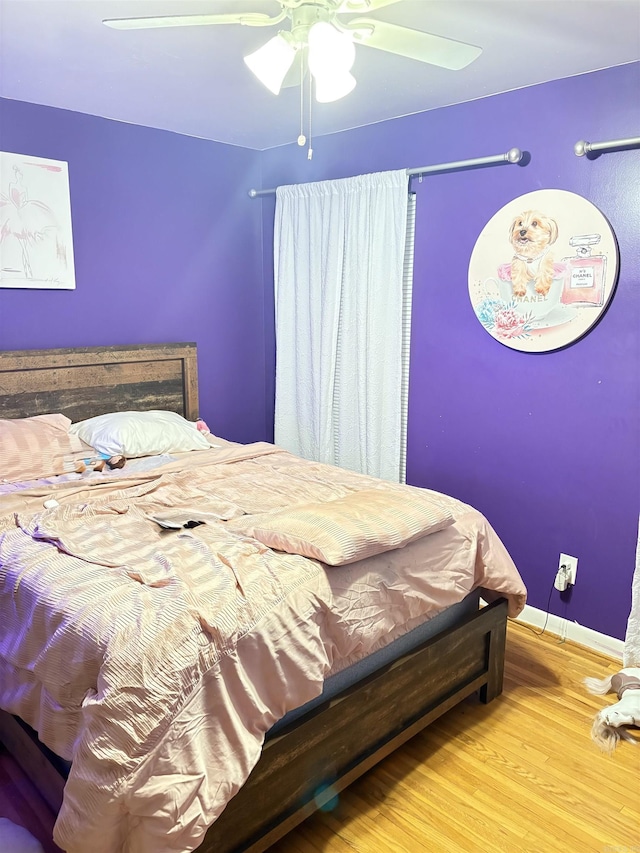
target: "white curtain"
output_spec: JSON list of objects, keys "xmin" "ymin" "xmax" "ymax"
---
[
  {"xmin": 274, "ymin": 170, "xmax": 409, "ymax": 482},
  {"xmin": 624, "ymin": 515, "xmax": 640, "ymax": 666}
]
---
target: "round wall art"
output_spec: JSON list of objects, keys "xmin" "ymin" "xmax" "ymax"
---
[{"xmin": 468, "ymin": 189, "xmax": 619, "ymax": 352}]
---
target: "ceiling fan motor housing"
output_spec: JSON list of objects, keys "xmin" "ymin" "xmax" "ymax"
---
[{"xmin": 288, "ymin": 2, "xmax": 336, "ymax": 48}]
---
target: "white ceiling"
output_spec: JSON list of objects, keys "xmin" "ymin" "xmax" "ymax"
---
[{"xmin": 1, "ymin": 0, "xmax": 639, "ymax": 150}]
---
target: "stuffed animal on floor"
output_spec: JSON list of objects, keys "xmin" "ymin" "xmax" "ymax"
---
[{"xmin": 584, "ymin": 666, "xmax": 640, "ymax": 752}]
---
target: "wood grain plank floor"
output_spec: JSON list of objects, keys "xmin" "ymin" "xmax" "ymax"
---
[
  {"xmin": 269, "ymin": 622, "xmax": 639, "ymax": 853},
  {"xmin": 0, "ymin": 622, "xmax": 637, "ymax": 853}
]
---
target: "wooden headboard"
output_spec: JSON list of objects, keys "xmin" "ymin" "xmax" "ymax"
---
[{"xmin": 0, "ymin": 343, "xmax": 199, "ymax": 422}]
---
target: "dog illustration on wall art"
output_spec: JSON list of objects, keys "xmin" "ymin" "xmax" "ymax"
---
[
  {"xmin": 468, "ymin": 189, "xmax": 620, "ymax": 353},
  {"xmin": 509, "ymin": 210, "xmax": 559, "ymax": 298}
]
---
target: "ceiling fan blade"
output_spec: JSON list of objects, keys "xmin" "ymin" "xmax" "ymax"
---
[
  {"xmin": 102, "ymin": 12, "xmax": 283, "ymax": 30},
  {"xmin": 348, "ymin": 18, "xmax": 482, "ymax": 70},
  {"xmin": 338, "ymin": 0, "xmax": 403, "ymax": 11}
]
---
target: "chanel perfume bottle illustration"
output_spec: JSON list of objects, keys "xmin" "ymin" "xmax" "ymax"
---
[{"xmin": 561, "ymin": 234, "xmax": 607, "ymax": 306}]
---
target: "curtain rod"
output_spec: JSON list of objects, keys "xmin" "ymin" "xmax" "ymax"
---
[
  {"xmin": 574, "ymin": 136, "xmax": 640, "ymax": 156},
  {"xmin": 248, "ymin": 147, "xmax": 523, "ymax": 198}
]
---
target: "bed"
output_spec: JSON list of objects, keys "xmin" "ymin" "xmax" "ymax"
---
[{"xmin": 0, "ymin": 342, "xmax": 526, "ymax": 853}]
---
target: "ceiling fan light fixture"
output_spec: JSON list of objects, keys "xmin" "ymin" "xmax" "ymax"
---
[
  {"xmin": 313, "ymin": 70, "xmax": 357, "ymax": 103},
  {"xmin": 243, "ymin": 33, "xmax": 297, "ymax": 95},
  {"xmin": 308, "ymin": 21, "xmax": 356, "ymax": 73},
  {"xmin": 307, "ymin": 21, "xmax": 356, "ymax": 102}
]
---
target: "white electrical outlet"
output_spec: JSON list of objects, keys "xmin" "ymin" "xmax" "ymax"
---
[{"xmin": 559, "ymin": 553, "xmax": 578, "ymax": 586}]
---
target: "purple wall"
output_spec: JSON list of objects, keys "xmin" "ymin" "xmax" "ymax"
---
[
  {"xmin": 259, "ymin": 63, "xmax": 640, "ymax": 640},
  {"xmin": 0, "ymin": 98, "xmax": 269, "ymax": 444},
  {"xmin": 1, "ymin": 65, "xmax": 637, "ymax": 640}
]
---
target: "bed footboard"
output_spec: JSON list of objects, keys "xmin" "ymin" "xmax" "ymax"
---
[
  {"xmin": 204, "ymin": 597, "xmax": 508, "ymax": 853},
  {"xmin": 0, "ymin": 598, "xmax": 507, "ymax": 853}
]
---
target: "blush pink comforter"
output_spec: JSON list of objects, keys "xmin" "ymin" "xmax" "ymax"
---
[{"xmin": 0, "ymin": 441, "xmax": 526, "ymax": 853}]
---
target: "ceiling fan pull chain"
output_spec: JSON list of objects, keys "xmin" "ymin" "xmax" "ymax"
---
[
  {"xmin": 307, "ymin": 66, "xmax": 313, "ymax": 160},
  {"xmin": 297, "ymin": 49, "xmax": 306, "ymax": 147}
]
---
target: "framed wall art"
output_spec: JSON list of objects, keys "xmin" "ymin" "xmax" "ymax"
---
[
  {"xmin": 468, "ymin": 189, "xmax": 619, "ymax": 353},
  {"xmin": 0, "ymin": 151, "xmax": 76, "ymax": 290}
]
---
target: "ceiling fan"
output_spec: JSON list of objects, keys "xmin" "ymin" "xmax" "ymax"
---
[{"xmin": 103, "ymin": 0, "xmax": 482, "ymax": 103}]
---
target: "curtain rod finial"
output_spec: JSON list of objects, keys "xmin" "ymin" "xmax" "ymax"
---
[
  {"xmin": 574, "ymin": 140, "xmax": 589, "ymax": 157},
  {"xmin": 248, "ymin": 188, "xmax": 258, "ymax": 198},
  {"xmin": 506, "ymin": 147, "xmax": 522, "ymax": 164}
]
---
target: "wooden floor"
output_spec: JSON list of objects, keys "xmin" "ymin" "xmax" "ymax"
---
[{"xmin": 1, "ymin": 622, "xmax": 638, "ymax": 853}]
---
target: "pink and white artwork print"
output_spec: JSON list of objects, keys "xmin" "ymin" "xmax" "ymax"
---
[
  {"xmin": 0, "ymin": 151, "xmax": 76, "ymax": 289},
  {"xmin": 468, "ymin": 189, "xmax": 619, "ymax": 353}
]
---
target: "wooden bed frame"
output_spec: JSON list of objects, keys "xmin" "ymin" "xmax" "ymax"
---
[
  {"xmin": 0, "ymin": 342, "xmax": 199, "ymax": 422},
  {"xmin": 0, "ymin": 343, "xmax": 509, "ymax": 853}
]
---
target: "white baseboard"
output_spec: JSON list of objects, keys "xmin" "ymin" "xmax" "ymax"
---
[{"xmin": 516, "ymin": 604, "xmax": 624, "ymax": 661}]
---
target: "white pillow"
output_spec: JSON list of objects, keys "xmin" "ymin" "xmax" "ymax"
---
[{"xmin": 70, "ymin": 410, "xmax": 211, "ymax": 458}]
